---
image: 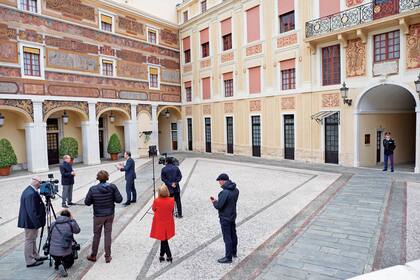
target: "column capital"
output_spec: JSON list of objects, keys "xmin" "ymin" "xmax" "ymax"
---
[{"xmin": 88, "ymin": 101, "xmax": 97, "ymax": 105}]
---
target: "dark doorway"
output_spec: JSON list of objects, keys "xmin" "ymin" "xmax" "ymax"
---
[
  {"xmin": 171, "ymin": 123, "xmax": 178, "ymax": 150},
  {"xmin": 252, "ymin": 116, "xmax": 261, "ymax": 157},
  {"xmin": 284, "ymin": 115, "xmax": 295, "ymax": 160},
  {"xmin": 99, "ymin": 117, "xmax": 105, "ymax": 158},
  {"xmin": 325, "ymin": 113, "xmax": 339, "ymax": 164},
  {"xmin": 376, "ymin": 130, "xmax": 382, "ymax": 163},
  {"xmin": 226, "ymin": 116, "xmax": 234, "ymax": 154},
  {"xmin": 205, "ymin": 117, "xmax": 212, "ymax": 153},
  {"xmin": 187, "ymin": 118, "xmax": 193, "ymax": 151},
  {"xmin": 47, "ymin": 118, "xmax": 60, "ymax": 165}
]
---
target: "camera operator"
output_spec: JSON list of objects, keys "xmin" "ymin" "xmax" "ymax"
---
[
  {"xmin": 161, "ymin": 157, "xmax": 183, "ymax": 218},
  {"xmin": 49, "ymin": 209, "xmax": 80, "ymax": 277},
  {"xmin": 60, "ymin": 155, "xmax": 76, "ymax": 208},
  {"xmin": 18, "ymin": 176, "xmax": 48, "ymax": 267}
]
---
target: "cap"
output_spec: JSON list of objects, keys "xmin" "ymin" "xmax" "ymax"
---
[
  {"xmin": 31, "ymin": 176, "xmax": 41, "ymax": 182},
  {"xmin": 216, "ymin": 173, "xmax": 229, "ymax": 181}
]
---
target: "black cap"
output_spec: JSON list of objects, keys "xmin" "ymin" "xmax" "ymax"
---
[{"xmin": 216, "ymin": 173, "xmax": 229, "ymax": 181}]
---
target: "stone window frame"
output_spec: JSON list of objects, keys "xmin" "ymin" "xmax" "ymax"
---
[
  {"xmin": 100, "ymin": 57, "xmax": 116, "ymax": 77},
  {"xmin": 98, "ymin": 10, "xmax": 116, "ymax": 33},
  {"xmin": 18, "ymin": 0, "xmax": 41, "ymax": 14},
  {"xmin": 148, "ymin": 65, "xmax": 160, "ymax": 90},
  {"xmin": 19, "ymin": 42, "xmax": 45, "ymax": 80},
  {"xmin": 146, "ymin": 26, "xmax": 159, "ymax": 45},
  {"xmin": 281, "ymin": 68, "xmax": 296, "ymax": 90}
]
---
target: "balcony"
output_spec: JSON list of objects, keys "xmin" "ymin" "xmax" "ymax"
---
[{"xmin": 306, "ymin": 0, "xmax": 420, "ymax": 39}]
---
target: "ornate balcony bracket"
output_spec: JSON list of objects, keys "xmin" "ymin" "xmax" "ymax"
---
[
  {"xmin": 306, "ymin": 42, "xmax": 316, "ymax": 55},
  {"xmin": 399, "ymin": 18, "xmax": 409, "ymax": 34},
  {"xmin": 356, "ymin": 29, "xmax": 367, "ymax": 44},
  {"xmin": 338, "ymin": 34, "xmax": 348, "ymax": 48}
]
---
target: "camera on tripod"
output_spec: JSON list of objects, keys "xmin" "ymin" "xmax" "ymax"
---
[
  {"xmin": 158, "ymin": 153, "xmax": 179, "ymax": 166},
  {"xmin": 39, "ymin": 173, "xmax": 59, "ymax": 199}
]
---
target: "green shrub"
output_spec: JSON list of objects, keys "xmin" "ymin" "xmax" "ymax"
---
[
  {"xmin": 107, "ymin": 133, "xmax": 122, "ymax": 154},
  {"xmin": 59, "ymin": 137, "xmax": 79, "ymax": 159},
  {"xmin": 0, "ymin": 139, "xmax": 17, "ymax": 168}
]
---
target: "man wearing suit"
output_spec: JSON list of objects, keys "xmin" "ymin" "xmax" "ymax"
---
[
  {"xmin": 60, "ymin": 155, "xmax": 76, "ymax": 208},
  {"xmin": 18, "ymin": 176, "xmax": 48, "ymax": 267},
  {"xmin": 118, "ymin": 151, "xmax": 137, "ymax": 206},
  {"xmin": 161, "ymin": 157, "xmax": 183, "ymax": 218}
]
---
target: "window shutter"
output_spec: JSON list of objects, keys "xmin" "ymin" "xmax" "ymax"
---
[
  {"xmin": 101, "ymin": 15, "xmax": 113, "ymax": 24},
  {"xmin": 149, "ymin": 67, "xmax": 158, "ymax": 75}
]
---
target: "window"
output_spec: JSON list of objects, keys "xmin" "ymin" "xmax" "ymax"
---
[
  {"xmin": 221, "ymin": 17, "xmax": 232, "ymax": 51},
  {"xmin": 201, "ymin": 0, "xmax": 207, "ymax": 12},
  {"xmin": 281, "ymin": 69, "xmax": 296, "ymax": 90},
  {"xmin": 222, "ymin": 34, "xmax": 232, "ymax": 51},
  {"xmin": 279, "ymin": 11, "xmax": 295, "ymax": 33},
  {"xmin": 183, "ymin": 37, "xmax": 191, "ymax": 63},
  {"xmin": 148, "ymin": 28, "xmax": 158, "ymax": 44},
  {"xmin": 185, "ymin": 82, "xmax": 192, "ymax": 102},
  {"xmin": 100, "ymin": 14, "xmax": 113, "ymax": 32},
  {"xmin": 248, "ymin": 66, "xmax": 261, "ymax": 94},
  {"xmin": 183, "ymin": 11, "xmax": 188, "ymax": 22},
  {"xmin": 223, "ymin": 72, "xmax": 233, "ymax": 97},
  {"xmin": 23, "ymin": 47, "xmax": 41, "ymax": 77},
  {"xmin": 200, "ymin": 28, "xmax": 210, "ymax": 58},
  {"xmin": 205, "ymin": 117, "xmax": 212, "ymax": 153},
  {"xmin": 187, "ymin": 118, "xmax": 193, "ymax": 151},
  {"xmin": 322, "ymin": 45, "xmax": 341, "ymax": 86},
  {"xmin": 149, "ymin": 67, "xmax": 159, "ymax": 89},
  {"xmin": 20, "ymin": 0, "xmax": 37, "ymax": 13},
  {"xmin": 102, "ymin": 59, "xmax": 114, "ymax": 76},
  {"xmin": 374, "ymin": 30, "xmax": 400, "ymax": 62},
  {"xmin": 202, "ymin": 43, "xmax": 209, "ymax": 57},
  {"xmin": 246, "ymin": 6, "xmax": 260, "ymax": 43}
]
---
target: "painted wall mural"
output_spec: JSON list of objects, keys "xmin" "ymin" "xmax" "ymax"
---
[{"xmin": 346, "ymin": 39, "xmax": 366, "ymax": 77}]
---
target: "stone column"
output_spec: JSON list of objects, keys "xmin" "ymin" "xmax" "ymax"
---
[
  {"xmin": 123, "ymin": 104, "xmax": 139, "ymax": 158},
  {"xmin": 81, "ymin": 102, "xmax": 100, "ymax": 165},
  {"xmin": 177, "ymin": 120, "xmax": 184, "ymax": 151},
  {"xmin": 415, "ymin": 106, "xmax": 420, "ymax": 173},
  {"xmin": 25, "ymin": 100, "xmax": 49, "ymax": 173},
  {"xmin": 353, "ymin": 112, "xmax": 360, "ymax": 168},
  {"xmin": 151, "ymin": 105, "xmax": 159, "ymax": 153}
]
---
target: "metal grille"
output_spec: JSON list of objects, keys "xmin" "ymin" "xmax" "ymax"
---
[
  {"xmin": 46, "ymin": 119, "xmax": 59, "ymax": 131},
  {"xmin": 205, "ymin": 118, "xmax": 212, "ymax": 153},
  {"xmin": 226, "ymin": 117, "xmax": 234, "ymax": 154},
  {"xmin": 325, "ymin": 113, "xmax": 339, "ymax": 164},
  {"xmin": 284, "ymin": 115, "xmax": 295, "ymax": 160},
  {"xmin": 252, "ymin": 116, "xmax": 261, "ymax": 157},
  {"xmin": 187, "ymin": 118, "xmax": 193, "ymax": 151}
]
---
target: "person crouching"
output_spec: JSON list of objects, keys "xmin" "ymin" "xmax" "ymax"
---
[
  {"xmin": 49, "ymin": 209, "xmax": 80, "ymax": 277},
  {"xmin": 150, "ymin": 185, "xmax": 175, "ymax": 263}
]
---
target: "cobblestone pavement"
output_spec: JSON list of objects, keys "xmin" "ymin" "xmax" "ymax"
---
[{"xmin": 0, "ymin": 152, "xmax": 419, "ymax": 280}]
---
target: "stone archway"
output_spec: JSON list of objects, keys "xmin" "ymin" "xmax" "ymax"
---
[
  {"xmin": 355, "ymin": 83, "xmax": 418, "ymax": 172},
  {"xmin": 158, "ymin": 106, "xmax": 182, "ymax": 153}
]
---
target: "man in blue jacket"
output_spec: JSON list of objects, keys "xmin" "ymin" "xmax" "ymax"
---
[
  {"xmin": 18, "ymin": 176, "xmax": 48, "ymax": 267},
  {"xmin": 211, "ymin": 173, "xmax": 239, "ymax": 264},
  {"xmin": 60, "ymin": 155, "xmax": 76, "ymax": 208},
  {"xmin": 118, "ymin": 151, "xmax": 137, "ymax": 206},
  {"xmin": 161, "ymin": 157, "xmax": 183, "ymax": 218}
]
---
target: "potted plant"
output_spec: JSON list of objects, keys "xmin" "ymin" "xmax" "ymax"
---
[
  {"xmin": 107, "ymin": 133, "xmax": 122, "ymax": 160},
  {"xmin": 59, "ymin": 137, "xmax": 79, "ymax": 163},
  {"xmin": 0, "ymin": 138, "xmax": 17, "ymax": 176}
]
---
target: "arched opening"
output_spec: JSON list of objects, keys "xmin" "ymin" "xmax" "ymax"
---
[
  {"xmin": 97, "ymin": 109, "xmax": 130, "ymax": 159},
  {"xmin": 158, "ymin": 106, "xmax": 182, "ymax": 154},
  {"xmin": 357, "ymin": 84, "xmax": 417, "ymax": 171},
  {"xmin": 0, "ymin": 107, "xmax": 32, "ymax": 170},
  {"xmin": 137, "ymin": 111, "xmax": 152, "ymax": 157},
  {"xmin": 46, "ymin": 109, "xmax": 87, "ymax": 165}
]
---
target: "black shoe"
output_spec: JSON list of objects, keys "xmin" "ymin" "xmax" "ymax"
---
[
  {"xmin": 36, "ymin": 256, "xmax": 48, "ymax": 261},
  {"xmin": 27, "ymin": 261, "xmax": 44, "ymax": 268},
  {"xmin": 68, "ymin": 202, "xmax": 76, "ymax": 206},
  {"xmin": 159, "ymin": 256, "xmax": 165, "ymax": 263},
  {"xmin": 130, "ymin": 200, "xmax": 137, "ymax": 203},
  {"xmin": 122, "ymin": 202, "xmax": 131, "ymax": 207},
  {"xmin": 217, "ymin": 257, "xmax": 232, "ymax": 264},
  {"xmin": 233, "ymin": 254, "xmax": 237, "ymax": 258},
  {"xmin": 383, "ymin": 169, "xmax": 387, "ymax": 171},
  {"xmin": 166, "ymin": 257, "xmax": 172, "ymax": 263},
  {"xmin": 391, "ymin": 170, "xmax": 394, "ymax": 172}
]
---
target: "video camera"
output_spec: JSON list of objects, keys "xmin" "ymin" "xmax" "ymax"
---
[
  {"xmin": 39, "ymin": 173, "xmax": 59, "ymax": 199},
  {"xmin": 158, "ymin": 153, "xmax": 179, "ymax": 166}
]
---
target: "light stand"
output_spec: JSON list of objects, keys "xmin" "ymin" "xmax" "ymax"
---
[{"xmin": 139, "ymin": 145, "xmax": 158, "ymax": 222}]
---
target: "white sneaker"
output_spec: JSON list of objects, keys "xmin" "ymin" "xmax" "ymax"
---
[{"xmin": 58, "ymin": 264, "xmax": 68, "ymax": 277}]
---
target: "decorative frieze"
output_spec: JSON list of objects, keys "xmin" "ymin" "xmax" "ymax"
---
[
  {"xmin": 277, "ymin": 33, "xmax": 297, "ymax": 48},
  {"xmin": 46, "ymin": 0, "xmax": 95, "ymax": 21},
  {"xmin": 246, "ymin": 44, "xmax": 262, "ymax": 56},
  {"xmin": 249, "ymin": 100, "xmax": 261, "ymax": 112},
  {"xmin": 0, "ymin": 66, "xmax": 20, "ymax": 77},
  {"xmin": 200, "ymin": 58, "xmax": 211, "ymax": 68},
  {"xmin": 224, "ymin": 102, "xmax": 234, "ymax": 114},
  {"xmin": 161, "ymin": 69, "xmax": 180, "ymax": 84},
  {"xmin": 407, "ymin": 24, "xmax": 420, "ymax": 69},
  {"xmin": 322, "ymin": 93, "xmax": 340, "ymax": 108},
  {"xmin": 148, "ymin": 56, "xmax": 160, "ymax": 65},
  {"xmin": 45, "ymin": 36, "xmax": 98, "ymax": 54},
  {"xmin": 0, "ymin": 23, "xmax": 16, "ymax": 40},
  {"xmin": 102, "ymin": 89, "xmax": 117, "ymax": 99},
  {"xmin": 0, "ymin": 41, "xmax": 18, "ymax": 63},
  {"xmin": 160, "ymin": 29, "xmax": 178, "ymax": 46},
  {"xmin": 281, "ymin": 97, "xmax": 295, "ymax": 110},
  {"xmin": 346, "ymin": 0, "xmax": 364, "ymax": 7},
  {"xmin": 203, "ymin": 104, "xmax": 211, "ymax": 115},
  {"xmin": 221, "ymin": 51, "xmax": 234, "ymax": 63},
  {"xmin": 99, "ymin": 46, "xmax": 115, "ymax": 57},
  {"xmin": 118, "ymin": 16, "xmax": 144, "ymax": 35},
  {"xmin": 43, "ymin": 100, "xmax": 88, "ymax": 120},
  {"xmin": 185, "ymin": 106, "xmax": 192, "ymax": 116},
  {"xmin": 18, "ymin": 30, "xmax": 43, "ymax": 43},
  {"xmin": 162, "ymin": 94, "xmax": 181, "ymax": 102},
  {"xmin": 47, "ymin": 49, "xmax": 98, "ymax": 73},
  {"xmin": 118, "ymin": 61, "xmax": 148, "ymax": 80},
  {"xmin": 119, "ymin": 91, "xmax": 148, "ymax": 101},
  {"xmin": 23, "ymin": 83, "xmax": 45, "ymax": 95},
  {"xmin": 0, "ymin": 81, "xmax": 18, "ymax": 94},
  {"xmin": 116, "ymin": 49, "xmax": 146, "ymax": 64},
  {"xmin": 346, "ymin": 39, "xmax": 366, "ymax": 77},
  {"xmin": 96, "ymin": 102, "xmax": 131, "ymax": 118},
  {"xmin": 150, "ymin": 93, "xmax": 160, "ymax": 101},
  {"xmin": 48, "ymin": 85, "xmax": 100, "ymax": 98},
  {"xmin": 0, "ymin": 99, "xmax": 33, "ymax": 120},
  {"xmin": 161, "ymin": 59, "xmax": 179, "ymax": 70},
  {"xmin": 137, "ymin": 104, "xmax": 151, "ymax": 116}
]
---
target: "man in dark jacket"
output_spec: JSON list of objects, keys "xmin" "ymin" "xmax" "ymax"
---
[
  {"xmin": 85, "ymin": 170, "xmax": 123, "ymax": 263},
  {"xmin": 211, "ymin": 173, "xmax": 239, "ymax": 264},
  {"xmin": 161, "ymin": 157, "xmax": 183, "ymax": 218},
  {"xmin": 18, "ymin": 176, "xmax": 48, "ymax": 267},
  {"xmin": 117, "ymin": 151, "xmax": 137, "ymax": 206},
  {"xmin": 60, "ymin": 155, "xmax": 76, "ymax": 208},
  {"xmin": 383, "ymin": 132, "xmax": 396, "ymax": 172}
]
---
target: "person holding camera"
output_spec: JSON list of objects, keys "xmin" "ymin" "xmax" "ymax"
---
[
  {"xmin": 150, "ymin": 185, "xmax": 175, "ymax": 263},
  {"xmin": 18, "ymin": 176, "xmax": 48, "ymax": 267},
  {"xmin": 60, "ymin": 155, "xmax": 76, "ymax": 208},
  {"xmin": 48, "ymin": 209, "xmax": 80, "ymax": 277},
  {"xmin": 161, "ymin": 157, "xmax": 183, "ymax": 218},
  {"xmin": 210, "ymin": 173, "xmax": 239, "ymax": 264},
  {"xmin": 117, "ymin": 151, "xmax": 137, "ymax": 207},
  {"xmin": 85, "ymin": 170, "xmax": 123, "ymax": 263}
]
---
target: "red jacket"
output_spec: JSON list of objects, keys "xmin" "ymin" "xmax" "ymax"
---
[{"xmin": 150, "ymin": 197, "xmax": 175, "ymax": 241}]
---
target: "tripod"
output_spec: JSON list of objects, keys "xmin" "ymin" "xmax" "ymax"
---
[
  {"xmin": 139, "ymin": 149, "xmax": 158, "ymax": 222},
  {"xmin": 38, "ymin": 196, "xmax": 57, "ymax": 267}
]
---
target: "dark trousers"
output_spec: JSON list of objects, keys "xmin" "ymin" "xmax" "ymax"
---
[
  {"xmin": 52, "ymin": 254, "xmax": 74, "ymax": 270},
  {"xmin": 91, "ymin": 215, "xmax": 114, "ymax": 258},
  {"xmin": 170, "ymin": 192, "xmax": 182, "ymax": 216},
  {"xmin": 220, "ymin": 219, "xmax": 237, "ymax": 260},
  {"xmin": 126, "ymin": 179, "xmax": 137, "ymax": 202},
  {"xmin": 384, "ymin": 153, "xmax": 394, "ymax": 171},
  {"xmin": 160, "ymin": 240, "xmax": 172, "ymax": 258}
]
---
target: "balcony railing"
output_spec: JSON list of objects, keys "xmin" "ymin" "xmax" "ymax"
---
[{"xmin": 306, "ymin": 0, "xmax": 420, "ymax": 38}]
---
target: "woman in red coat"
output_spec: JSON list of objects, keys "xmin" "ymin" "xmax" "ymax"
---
[{"xmin": 150, "ymin": 184, "xmax": 175, "ymax": 262}]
